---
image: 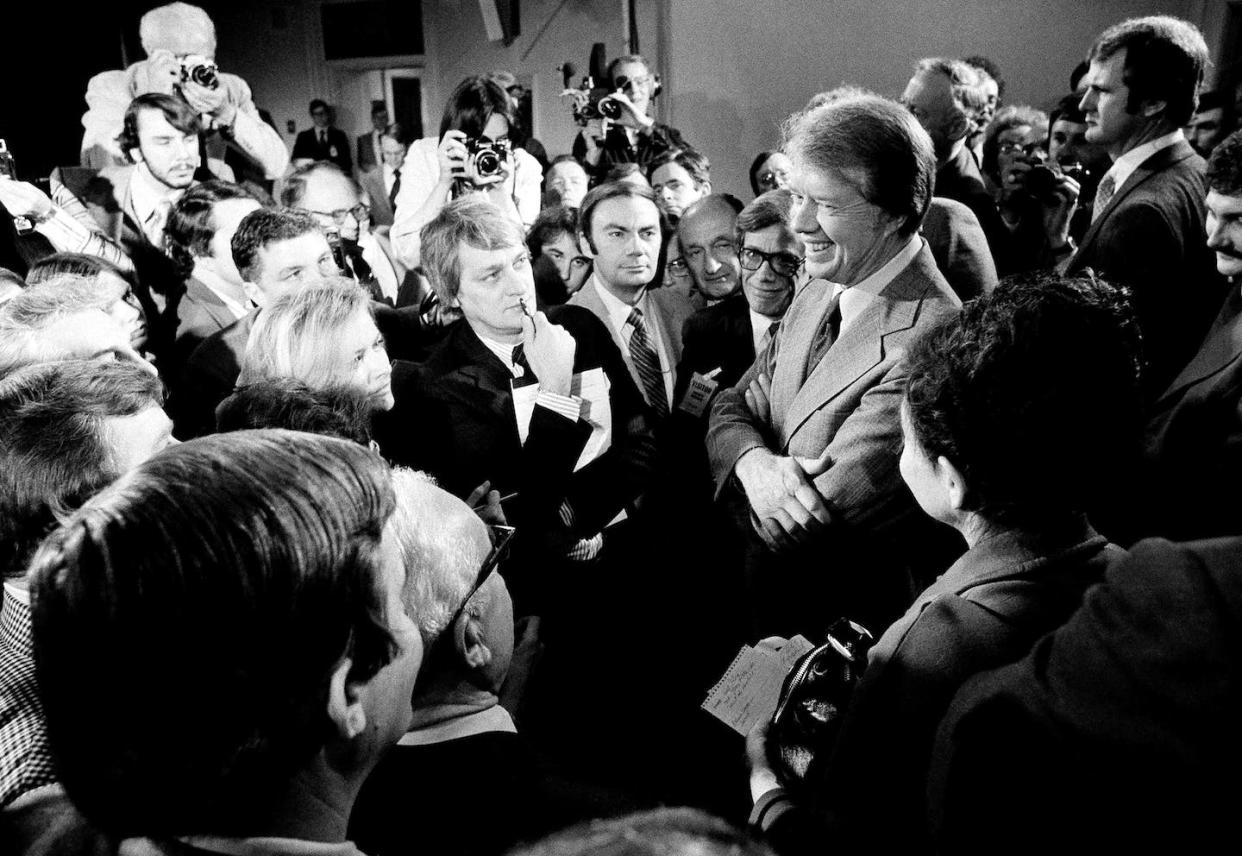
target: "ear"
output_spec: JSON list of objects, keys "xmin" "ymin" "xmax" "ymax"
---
[
  {"xmin": 325, "ymin": 656, "xmax": 368, "ymax": 740},
  {"xmin": 935, "ymin": 455, "xmax": 969, "ymax": 511},
  {"xmin": 459, "ymin": 614, "xmax": 493, "ymax": 671},
  {"xmin": 129, "ymin": 146, "xmax": 145, "ymax": 166},
  {"xmin": 700, "ymin": 179, "xmax": 712, "ymax": 195},
  {"xmin": 1139, "ymin": 99, "xmax": 1168, "ymax": 120}
]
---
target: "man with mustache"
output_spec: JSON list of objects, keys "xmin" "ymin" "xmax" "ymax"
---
[{"xmin": 1132, "ymin": 128, "xmax": 1242, "ymax": 542}]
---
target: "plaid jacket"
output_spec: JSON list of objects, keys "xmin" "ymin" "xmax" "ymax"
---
[{"xmin": 1, "ymin": 586, "xmax": 55, "ymax": 806}]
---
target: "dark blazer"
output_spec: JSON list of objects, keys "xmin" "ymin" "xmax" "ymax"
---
[
  {"xmin": 1134, "ymin": 285, "xmax": 1242, "ymax": 542},
  {"xmin": 171, "ymin": 276, "xmax": 242, "ymax": 366},
  {"xmin": 350, "ymin": 727, "xmax": 637, "ymax": 856},
  {"xmin": 373, "ymin": 306, "xmax": 656, "ymax": 607},
  {"xmin": 753, "ymin": 518, "xmax": 1116, "ymax": 854},
  {"xmin": 291, "ymin": 126, "xmax": 353, "ymax": 172},
  {"xmin": 933, "ymin": 146, "xmax": 1007, "ymax": 273},
  {"xmin": 929, "ymin": 535, "xmax": 1242, "ymax": 853},
  {"xmin": 675, "ymin": 294, "xmax": 762, "ymax": 405},
  {"xmin": 1067, "ymin": 139, "xmax": 1227, "ymax": 396},
  {"xmin": 921, "ymin": 196, "xmax": 998, "ymax": 301}
]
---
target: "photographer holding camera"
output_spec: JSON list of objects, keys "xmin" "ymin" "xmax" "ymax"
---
[
  {"xmin": 390, "ymin": 76, "xmax": 542, "ymax": 269},
  {"xmin": 569, "ymin": 55, "xmax": 688, "ymax": 185},
  {"xmin": 80, "ymin": 2, "xmax": 289, "ymax": 182},
  {"xmin": 980, "ymin": 105, "xmax": 1082, "ymax": 273}
]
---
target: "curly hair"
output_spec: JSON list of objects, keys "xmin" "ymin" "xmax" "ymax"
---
[{"xmin": 903, "ymin": 272, "xmax": 1143, "ymax": 529}]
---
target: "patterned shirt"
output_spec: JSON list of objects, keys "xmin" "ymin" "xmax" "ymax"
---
[{"xmin": 0, "ymin": 584, "xmax": 56, "ymax": 806}]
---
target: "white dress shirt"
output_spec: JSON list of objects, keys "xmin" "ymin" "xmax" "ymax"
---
[
  {"xmin": 1101, "ymin": 130, "xmax": 1185, "ymax": 196},
  {"xmin": 192, "ymin": 266, "xmax": 252, "ymax": 321},
  {"xmin": 750, "ymin": 308, "xmax": 781, "ymax": 356},
  {"xmin": 835, "ymin": 234, "xmax": 923, "ymax": 333}
]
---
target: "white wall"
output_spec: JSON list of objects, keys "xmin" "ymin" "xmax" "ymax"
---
[
  {"xmin": 210, "ymin": 0, "xmax": 1229, "ymax": 191},
  {"xmin": 664, "ymin": 0, "xmax": 1214, "ymax": 196}
]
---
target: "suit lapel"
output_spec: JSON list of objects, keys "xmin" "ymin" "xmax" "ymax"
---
[
  {"xmin": 1155, "ymin": 288, "xmax": 1242, "ymax": 406},
  {"xmin": 432, "ymin": 323, "xmax": 517, "ymax": 421},
  {"xmin": 777, "ymin": 249, "xmax": 932, "ymax": 446},
  {"xmin": 1073, "ymin": 141, "xmax": 1197, "ymax": 265},
  {"xmin": 573, "ymin": 279, "xmax": 645, "ymax": 394},
  {"xmin": 186, "ymin": 278, "xmax": 237, "ymax": 330}
]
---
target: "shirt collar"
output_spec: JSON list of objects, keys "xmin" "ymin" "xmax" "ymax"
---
[
  {"xmin": 397, "ymin": 704, "xmax": 517, "ymax": 747},
  {"xmin": 1105, "ymin": 130, "xmax": 1185, "ymax": 194},
  {"xmin": 591, "ymin": 273, "xmax": 648, "ymax": 330},
  {"xmin": 129, "ymin": 163, "xmax": 185, "ymax": 225},
  {"xmin": 476, "ymin": 332, "xmax": 519, "ymax": 376},
  {"xmin": 835, "ymin": 234, "xmax": 922, "ymax": 329},
  {"xmin": 192, "ymin": 266, "xmax": 252, "ymax": 320}
]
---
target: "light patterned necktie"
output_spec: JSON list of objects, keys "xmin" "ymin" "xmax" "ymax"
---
[
  {"xmin": 627, "ymin": 307, "xmax": 668, "ymax": 418},
  {"xmin": 1092, "ymin": 171, "xmax": 1117, "ymax": 223}
]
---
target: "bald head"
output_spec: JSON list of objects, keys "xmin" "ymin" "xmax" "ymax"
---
[{"xmin": 678, "ymin": 194, "xmax": 743, "ymax": 301}]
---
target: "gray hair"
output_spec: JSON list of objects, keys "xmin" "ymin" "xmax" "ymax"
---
[
  {"xmin": 0, "ymin": 275, "xmax": 130, "ymax": 375},
  {"xmin": 388, "ymin": 467, "xmax": 491, "ymax": 642},
  {"xmin": 914, "ymin": 57, "xmax": 990, "ymax": 135},
  {"xmin": 139, "ymin": 3, "xmax": 215, "ymax": 55}
]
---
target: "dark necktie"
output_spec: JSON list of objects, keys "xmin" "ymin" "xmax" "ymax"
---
[
  {"xmin": 758, "ymin": 319, "xmax": 780, "ymax": 354},
  {"xmin": 510, "ymin": 343, "xmax": 536, "ymax": 381},
  {"xmin": 319, "ymin": 129, "xmax": 327, "ymax": 147},
  {"xmin": 341, "ymin": 240, "xmax": 375, "ymax": 288},
  {"xmin": 805, "ymin": 288, "xmax": 844, "ymax": 375},
  {"xmin": 627, "ymin": 307, "xmax": 668, "ymax": 418},
  {"xmin": 389, "ymin": 168, "xmax": 402, "ymax": 209}
]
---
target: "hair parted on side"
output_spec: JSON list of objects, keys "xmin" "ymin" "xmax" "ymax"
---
[
  {"xmin": 216, "ymin": 378, "xmax": 375, "ymax": 446},
  {"xmin": 0, "ymin": 360, "xmax": 163, "ymax": 581},
  {"xmin": 1088, "ymin": 15, "xmax": 1208, "ymax": 127},
  {"xmin": 782, "ymin": 90, "xmax": 936, "ymax": 237},
  {"xmin": 1206, "ymin": 129, "xmax": 1242, "ymax": 197},
  {"xmin": 165, "ymin": 180, "xmax": 263, "ymax": 278},
  {"xmin": 735, "ymin": 188, "xmax": 795, "ymax": 245},
  {"xmin": 577, "ymin": 180, "xmax": 660, "ymax": 253},
  {"xmin": 29, "ymin": 430, "xmax": 397, "ymax": 838},
  {"xmin": 117, "ymin": 93, "xmax": 202, "ymax": 162},
  {"xmin": 230, "ymin": 207, "xmax": 321, "ymax": 284},
  {"xmin": 419, "ymin": 197, "xmax": 526, "ymax": 303}
]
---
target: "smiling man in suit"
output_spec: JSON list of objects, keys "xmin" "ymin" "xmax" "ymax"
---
[
  {"xmin": 707, "ymin": 91, "xmax": 962, "ymax": 637},
  {"xmin": 1067, "ymin": 15, "xmax": 1226, "ymax": 397},
  {"xmin": 567, "ymin": 182, "xmax": 694, "ymax": 422},
  {"xmin": 376, "ymin": 196, "xmax": 655, "ymax": 615}
]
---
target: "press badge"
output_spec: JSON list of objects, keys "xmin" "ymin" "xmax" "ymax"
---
[{"xmin": 678, "ymin": 367, "xmax": 722, "ymax": 418}]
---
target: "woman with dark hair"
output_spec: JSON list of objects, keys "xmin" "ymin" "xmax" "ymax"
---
[
  {"xmin": 744, "ymin": 273, "xmax": 1144, "ymax": 852},
  {"xmin": 390, "ymin": 75, "xmax": 543, "ymax": 268}
]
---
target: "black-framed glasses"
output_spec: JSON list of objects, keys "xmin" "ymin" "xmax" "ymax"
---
[
  {"xmin": 440, "ymin": 524, "xmax": 516, "ymax": 635},
  {"xmin": 739, "ymin": 247, "xmax": 802, "ymax": 277},
  {"xmin": 304, "ymin": 203, "xmax": 370, "ymax": 225}
]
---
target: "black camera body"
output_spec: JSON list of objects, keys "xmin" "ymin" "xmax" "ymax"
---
[
  {"xmin": 568, "ymin": 76, "xmax": 622, "ymax": 125},
  {"xmin": 179, "ymin": 55, "xmax": 220, "ymax": 90},
  {"xmin": 465, "ymin": 137, "xmax": 511, "ymax": 180},
  {"xmin": 1020, "ymin": 162, "xmax": 1094, "ymax": 205}
]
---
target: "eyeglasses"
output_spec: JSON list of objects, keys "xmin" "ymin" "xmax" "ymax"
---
[
  {"xmin": 439, "ymin": 524, "xmax": 516, "ymax": 636},
  {"xmin": 666, "ymin": 257, "xmax": 690, "ymax": 277},
  {"xmin": 739, "ymin": 247, "xmax": 802, "ymax": 277},
  {"xmin": 304, "ymin": 203, "xmax": 370, "ymax": 225},
  {"xmin": 613, "ymin": 73, "xmax": 650, "ymax": 92},
  {"xmin": 998, "ymin": 140, "xmax": 1047, "ymax": 157}
]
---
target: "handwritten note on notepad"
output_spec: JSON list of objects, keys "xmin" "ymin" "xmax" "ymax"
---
[{"xmin": 701, "ymin": 635, "xmax": 815, "ymax": 736}]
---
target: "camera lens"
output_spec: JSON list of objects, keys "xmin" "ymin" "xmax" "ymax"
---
[
  {"xmin": 599, "ymin": 98, "xmax": 622, "ymax": 121},
  {"xmin": 474, "ymin": 150, "xmax": 500, "ymax": 177},
  {"xmin": 189, "ymin": 64, "xmax": 219, "ymax": 89}
]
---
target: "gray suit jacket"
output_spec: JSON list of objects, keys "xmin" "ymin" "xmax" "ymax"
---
[
  {"xmin": 359, "ymin": 167, "xmax": 395, "ymax": 228},
  {"xmin": 567, "ymin": 276, "xmax": 695, "ymax": 412},
  {"xmin": 707, "ymin": 241, "xmax": 960, "ymax": 531}
]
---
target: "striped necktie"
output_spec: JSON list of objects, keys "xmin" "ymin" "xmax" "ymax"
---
[
  {"xmin": 1092, "ymin": 171, "xmax": 1117, "ymax": 223},
  {"xmin": 626, "ymin": 307, "xmax": 668, "ymax": 417}
]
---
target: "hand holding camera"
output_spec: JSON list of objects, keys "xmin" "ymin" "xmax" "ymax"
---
[
  {"xmin": 436, "ymin": 129, "xmax": 511, "ymax": 190},
  {"xmin": 1018, "ymin": 162, "xmax": 1084, "ymax": 249}
]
